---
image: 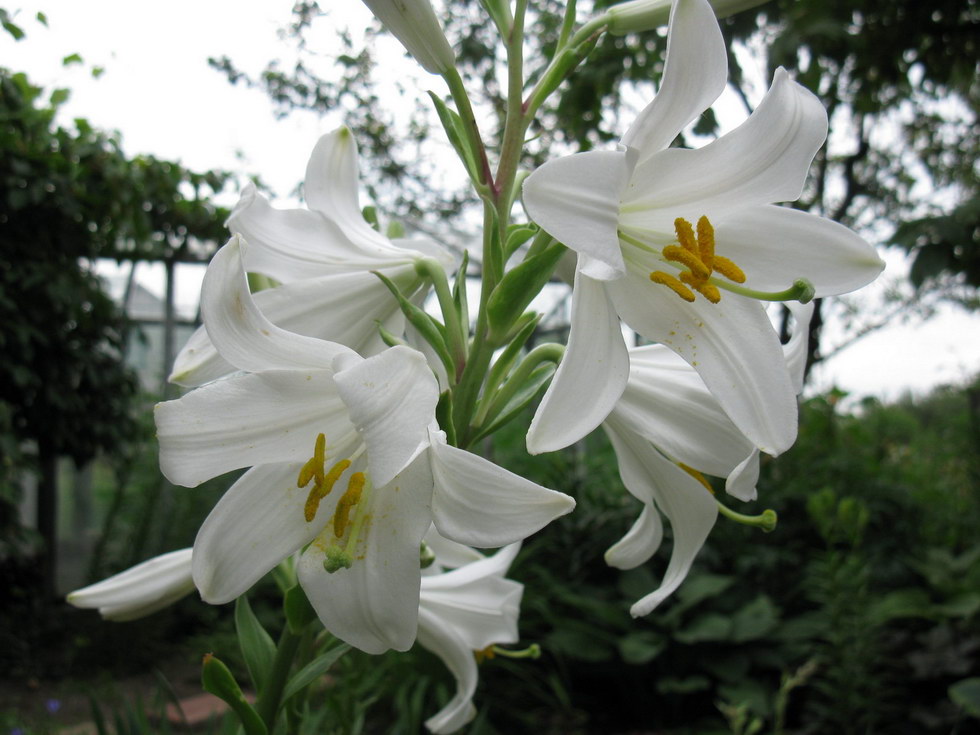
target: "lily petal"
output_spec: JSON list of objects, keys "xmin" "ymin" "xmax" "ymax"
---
[
  {"xmin": 604, "ymin": 504, "xmax": 664, "ymax": 570},
  {"xmin": 192, "ymin": 463, "xmax": 323, "ymax": 604},
  {"xmin": 420, "ymin": 546, "xmax": 523, "ymax": 651},
  {"xmin": 170, "ymin": 266, "xmax": 418, "ymax": 387},
  {"xmin": 333, "ymin": 346, "xmax": 439, "ymax": 488},
  {"xmin": 67, "ymin": 548, "xmax": 195, "ymax": 621},
  {"xmin": 417, "ymin": 607, "xmax": 479, "ymax": 734},
  {"xmin": 298, "ymin": 457, "xmax": 433, "ymax": 653},
  {"xmin": 624, "ymin": 70, "xmax": 827, "ymax": 220},
  {"xmin": 716, "ymin": 205, "xmax": 885, "ymax": 297},
  {"xmin": 526, "ymin": 269, "xmax": 630, "ymax": 454},
  {"xmin": 202, "ymin": 236, "xmax": 355, "ymax": 374},
  {"xmin": 522, "ymin": 150, "xmax": 632, "ymax": 279},
  {"xmin": 156, "ymin": 370, "xmax": 357, "ymax": 487},
  {"xmin": 228, "ymin": 185, "xmax": 408, "ymax": 282},
  {"xmin": 605, "ymin": 421, "xmax": 718, "ymax": 617},
  {"xmin": 726, "ymin": 448, "xmax": 760, "ymax": 501},
  {"xmin": 429, "ymin": 431, "xmax": 575, "ymax": 547},
  {"xmin": 621, "ymin": 0, "xmax": 728, "ymax": 161},
  {"xmin": 614, "ymin": 344, "xmax": 756, "ymax": 477},
  {"xmin": 610, "ymin": 274, "xmax": 798, "ymax": 455},
  {"xmin": 423, "ymin": 527, "xmax": 485, "ymax": 570},
  {"xmin": 783, "ymin": 301, "xmax": 814, "ymax": 393},
  {"xmin": 303, "ymin": 128, "xmax": 407, "ymax": 257}
]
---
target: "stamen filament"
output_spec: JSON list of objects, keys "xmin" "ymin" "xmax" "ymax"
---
[
  {"xmin": 714, "ymin": 277, "xmax": 815, "ymax": 304},
  {"xmin": 343, "ymin": 475, "xmax": 373, "ymax": 557},
  {"xmin": 679, "ymin": 463, "xmax": 715, "ymax": 494}
]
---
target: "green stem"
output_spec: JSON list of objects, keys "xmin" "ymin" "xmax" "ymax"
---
[
  {"xmin": 256, "ymin": 626, "xmax": 302, "ymax": 731},
  {"xmin": 495, "ymin": 0, "xmax": 529, "ymax": 219},
  {"xmin": 451, "ymin": 203, "xmax": 498, "ymax": 444}
]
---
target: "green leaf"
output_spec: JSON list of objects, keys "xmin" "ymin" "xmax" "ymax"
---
[
  {"xmin": 235, "ymin": 595, "xmax": 276, "ymax": 691},
  {"xmin": 201, "ymin": 654, "xmax": 268, "ymax": 735},
  {"xmin": 949, "ymin": 678, "xmax": 980, "ymax": 718},
  {"xmin": 617, "ymin": 632, "xmax": 666, "ymax": 665},
  {"xmin": 35, "ymin": 11, "xmax": 47, "ymax": 26},
  {"xmin": 283, "ymin": 583, "xmax": 318, "ymax": 634},
  {"xmin": 656, "ymin": 675, "xmax": 711, "ymax": 694},
  {"xmin": 675, "ymin": 613, "xmax": 733, "ymax": 644},
  {"xmin": 933, "ymin": 591, "xmax": 980, "ymax": 619},
  {"xmin": 486, "ymin": 243, "xmax": 566, "ymax": 342},
  {"xmin": 471, "ymin": 362, "xmax": 555, "ymax": 443},
  {"xmin": 62, "ymin": 52, "xmax": 84, "ymax": 66},
  {"xmin": 730, "ymin": 596, "xmax": 779, "ymax": 643},
  {"xmin": 281, "ymin": 644, "xmax": 351, "ymax": 702},
  {"xmin": 372, "ymin": 269, "xmax": 455, "ymax": 379},
  {"xmin": 867, "ymin": 588, "xmax": 931, "ymax": 625},
  {"xmin": 2, "ymin": 19, "xmax": 24, "ymax": 40},
  {"xmin": 504, "ymin": 224, "xmax": 537, "ymax": 259},
  {"xmin": 427, "ymin": 91, "xmax": 479, "ymax": 183},
  {"xmin": 49, "ymin": 87, "xmax": 69, "ymax": 107}
]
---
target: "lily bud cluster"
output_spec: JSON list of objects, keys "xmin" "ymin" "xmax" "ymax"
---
[{"xmin": 69, "ymin": 0, "xmax": 884, "ymax": 732}]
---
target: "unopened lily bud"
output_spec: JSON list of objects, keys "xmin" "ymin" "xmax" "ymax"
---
[
  {"xmin": 67, "ymin": 548, "xmax": 195, "ymax": 621},
  {"xmin": 361, "ymin": 0, "xmax": 456, "ymax": 75},
  {"xmin": 606, "ymin": 0, "xmax": 768, "ymax": 35}
]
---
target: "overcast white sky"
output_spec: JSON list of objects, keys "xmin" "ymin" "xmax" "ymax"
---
[{"xmin": 4, "ymin": 1, "xmax": 978, "ymax": 402}]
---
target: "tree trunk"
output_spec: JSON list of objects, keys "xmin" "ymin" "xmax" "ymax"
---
[{"xmin": 37, "ymin": 443, "xmax": 58, "ymax": 600}]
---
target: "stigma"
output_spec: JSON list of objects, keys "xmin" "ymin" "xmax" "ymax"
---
[{"xmin": 649, "ymin": 216, "xmax": 746, "ymax": 303}]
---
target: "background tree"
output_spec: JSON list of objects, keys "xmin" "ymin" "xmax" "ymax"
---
[
  {"xmin": 209, "ymin": 0, "xmax": 978, "ymax": 374},
  {"xmin": 0, "ymin": 11, "xmax": 231, "ymax": 596}
]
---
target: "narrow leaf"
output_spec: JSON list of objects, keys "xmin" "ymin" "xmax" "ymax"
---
[
  {"xmin": 201, "ymin": 654, "xmax": 268, "ymax": 735},
  {"xmin": 281, "ymin": 645, "xmax": 351, "ymax": 703},
  {"xmin": 235, "ymin": 595, "xmax": 276, "ymax": 692},
  {"xmin": 283, "ymin": 584, "xmax": 317, "ymax": 634},
  {"xmin": 487, "ymin": 244, "xmax": 566, "ymax": 341},
  {"xmin": 427, "ymin": 91, "xmax": 479, "ymax": 183}
]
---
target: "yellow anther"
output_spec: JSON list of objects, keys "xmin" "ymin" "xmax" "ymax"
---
[
  {"xmin": 333, "ymin": 472, "xmax": 366, "ymax": 538},
  {"xmin": 696, "ymin": 282, "xmax": 721, "ymax": 303},
  {"xmin": 297, "ymin": 433, "xmax": 326, "ymax": 488},
  {"xmin": 475, "ymin": 645, "xmax": 496, "ymax": 663},
  {"xmin": 650, "ymin": 271, "xmax": 695, "ymax": 302},
  {"xmin": 303, "ymin": 458, "xmax": 352, "ymax": 522},
  {"xmin": 696, "ymin": 216, "xmax": 715, "ymax": 269},
  {"xmin": 679, "ymin": 463, "xmax": 715, "ymax": 495},
  {"xmin": 712, "ymin": 255, "xmax": 746, "ymax": 284},
  {"xmin": 662, "ymin": 245, "xmax": 711, "ymax": 279},
  {"xmin": 674, "ymin": 217, "xmax": 698, "ymax": 255},
  {"xmin": 651, "ymin": 216, "xmax": 748, "ymax": 304}
]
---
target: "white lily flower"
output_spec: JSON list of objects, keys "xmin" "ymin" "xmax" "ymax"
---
[
  {"xmin": 418, "ymin": 537, "xmax": 523, "ymax": 734},
  {"xmin": 156, "ymin": 236, "xmax": 573, "ymax": 654},
  {"xmin": 523, "ymin": 0, "xmax": 883, "ymax": 456},
  {"xmin": 604, "ymin": 302, "xmax": 814, "ymax": 616},
  {"xmin": 361, "ymin": 0, "xmax": 456, "ymax": 75},
  {"xmin": 67, "ymin": 549, "xmax": 195, "ymax": 622},
  {"xmin": 171, "ymin": 127, "xmax": 454, "ymax": 387}
]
